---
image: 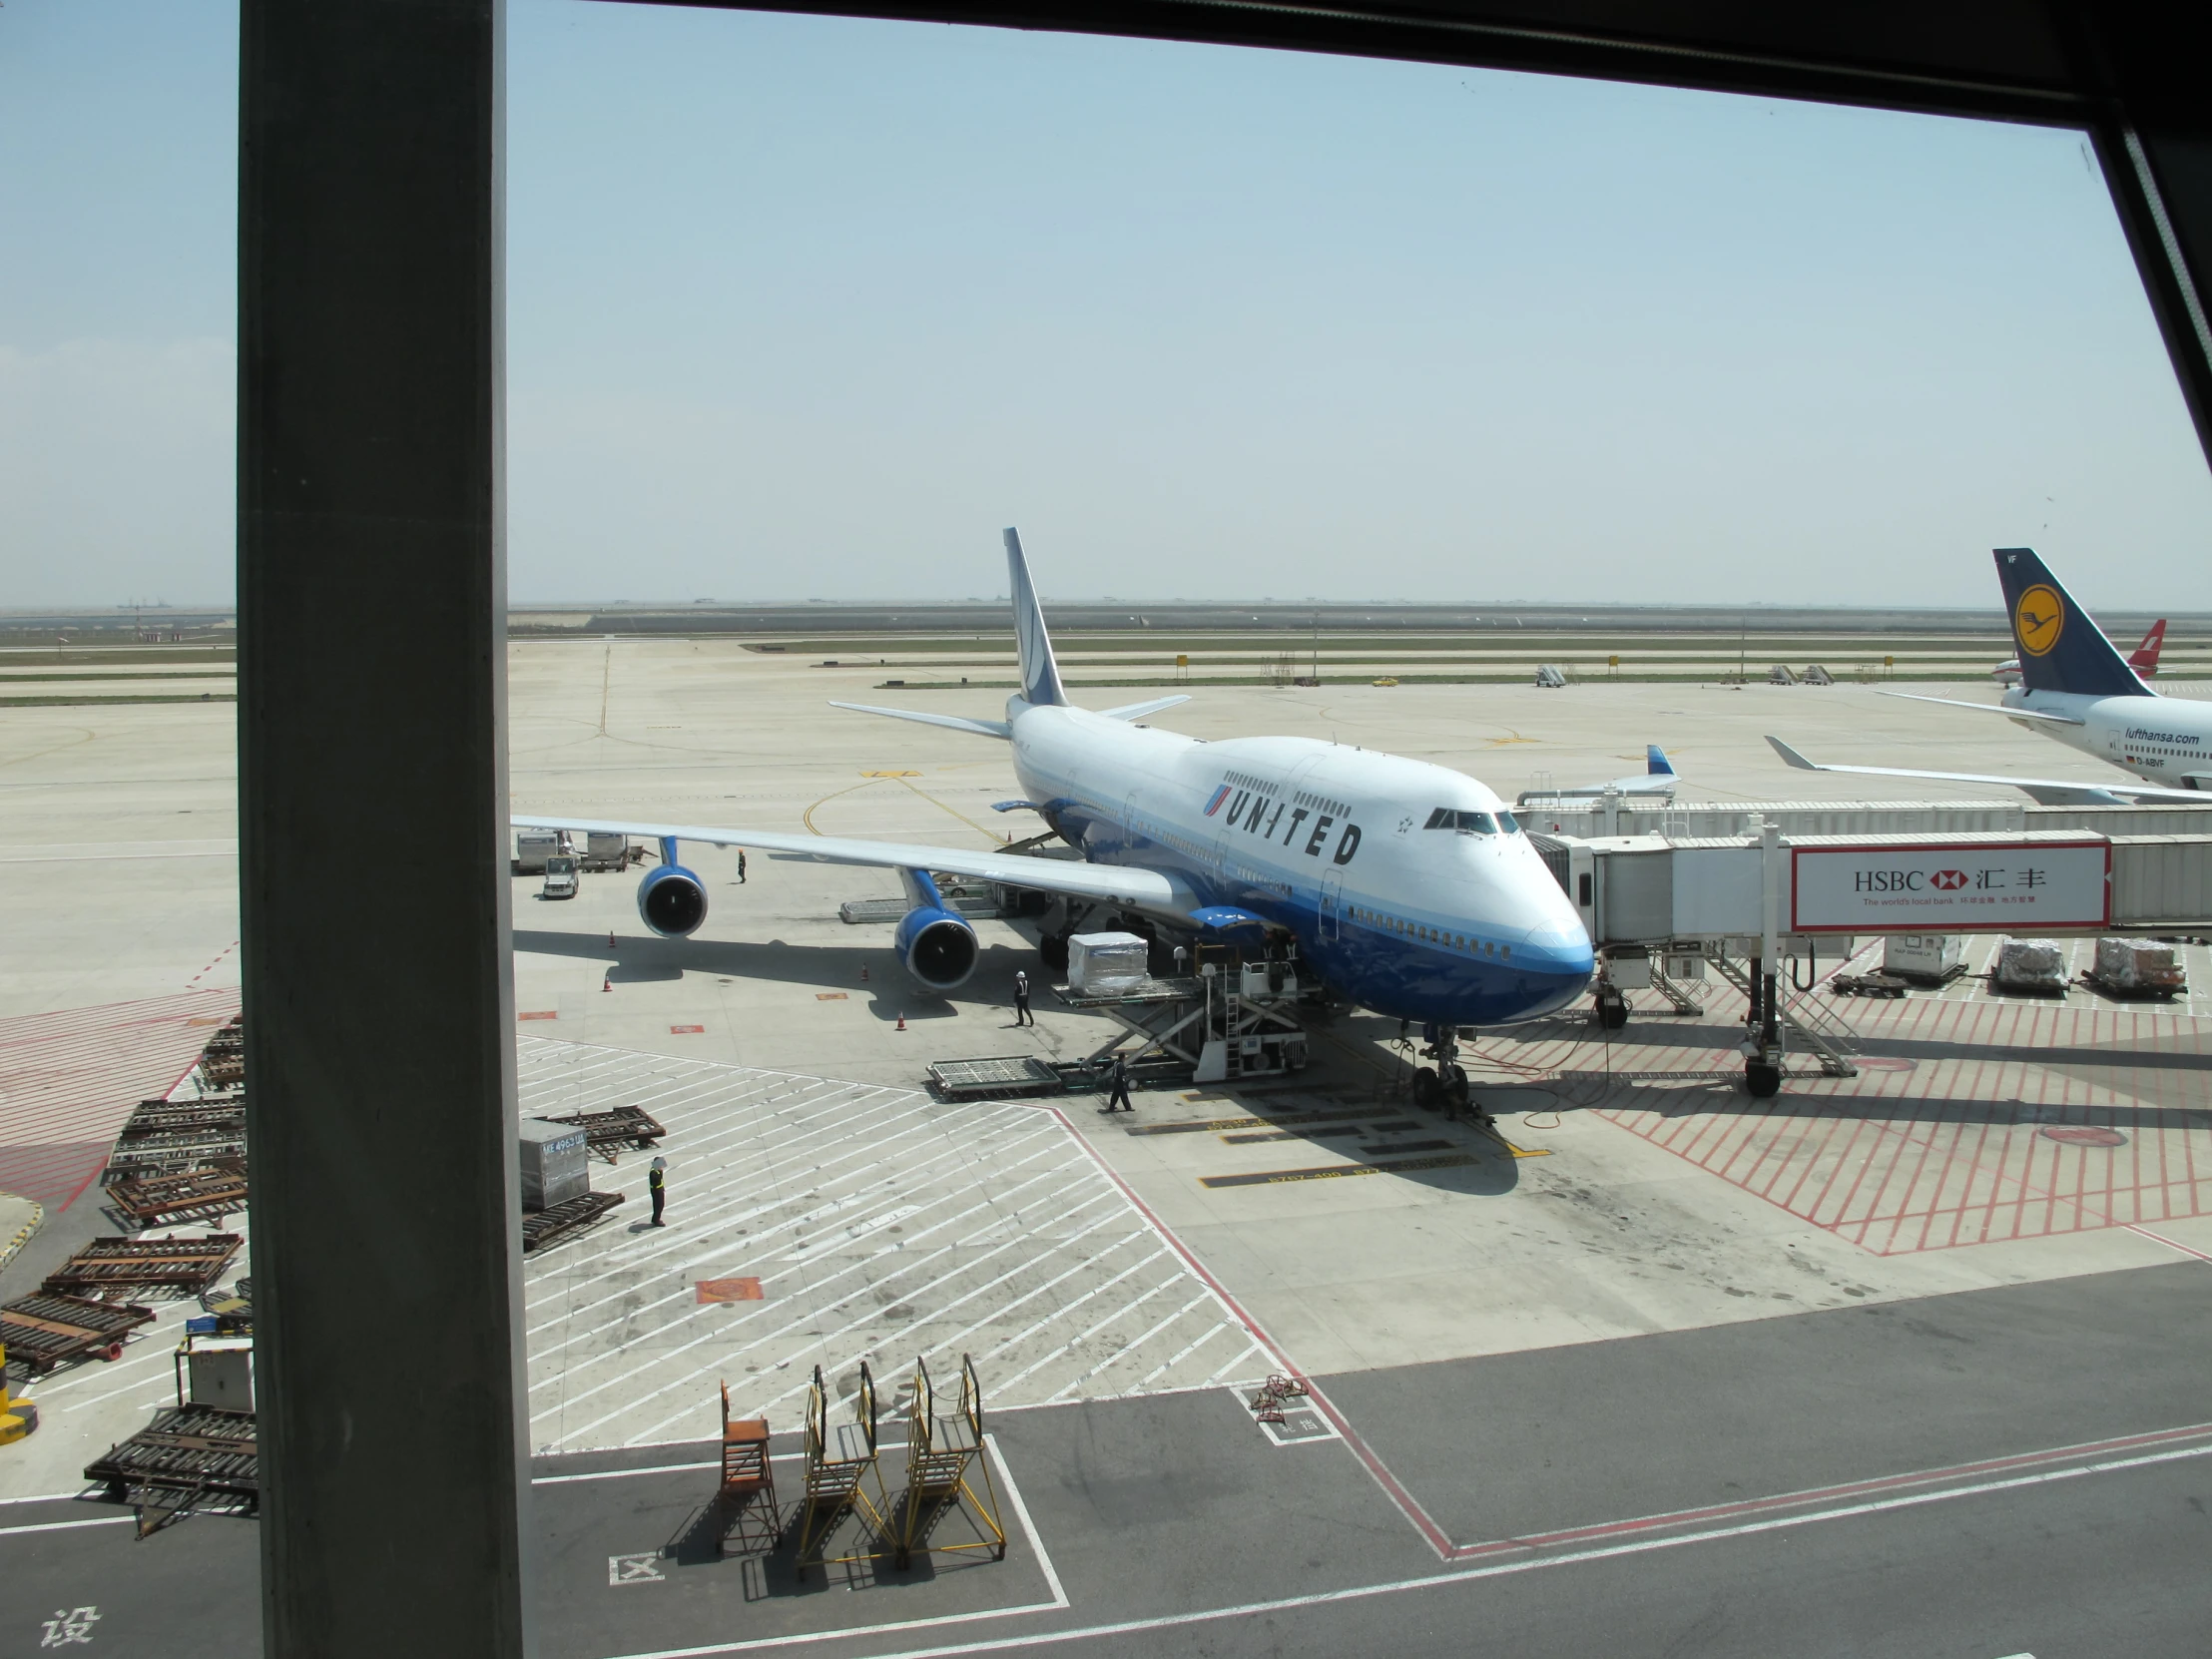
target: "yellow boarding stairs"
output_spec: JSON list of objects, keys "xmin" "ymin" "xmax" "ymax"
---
[
  {"xmin": 0, "ymin": 1344, "xmax": 35, "ymax": 1444},
  {"xmin": 892, "ymin": 1354, "xmax": 1004, "ymax": 1569},
  {"xmin": 794, "ymin": 1361, "xmax": 891, "ymax": 1570}
]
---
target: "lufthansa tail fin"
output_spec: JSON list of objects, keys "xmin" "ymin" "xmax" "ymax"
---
[
  {"xmin": 1992, "ymin": 548, "xmax": 2152, "ymax": 699},
  {"xmin": 1004, "ymin": 527, "xmax": 1069, "ymax": 707},
  {"xmin": 1646, "ymin": 744, "xmax": 1675, "ymax": 777}
]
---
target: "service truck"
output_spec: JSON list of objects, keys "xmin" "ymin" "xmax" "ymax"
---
[{"xmin": 541, "ymin": 853, "xmax": 580, "ymax": 900}]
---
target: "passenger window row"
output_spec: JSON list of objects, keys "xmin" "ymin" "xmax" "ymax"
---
[{"xmin": 1349, "ymin": 905, "xmax": 1509, "ymax": 959}]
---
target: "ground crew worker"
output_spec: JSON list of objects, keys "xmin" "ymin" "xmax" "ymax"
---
[
  {"xmin": 648, "ymin": 1156, "xmax": 668, "ymax": 1226},
  {"xmin": 1105, "ymin": 1053, "xmax": 1133, "ymax": 1113},
  {"xmin": 738, "ymin": 849, "xmax": 748, "ymax": 884},
  {"xmin": 1013, "ymin": 968, "xmax": 1032, "ymax": 1027}
]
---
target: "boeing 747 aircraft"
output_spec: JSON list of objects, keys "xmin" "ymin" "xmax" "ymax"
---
[
  {"xmin": 517, "ymin": 531, "xmax": 1595, "ymax": 1102},
  {"xmin": 1770, "ymin": 547, "xmax": 2208, "ymax": 807}
]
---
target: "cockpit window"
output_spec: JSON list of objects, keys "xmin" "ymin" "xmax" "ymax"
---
[
  {"xmin": 1424, "ymin": 808, "xmax": 1497, "ymax": 833},
  {"xmin": 1495, "ymin": 810, "xmax": 1519, "ymax": 833}
]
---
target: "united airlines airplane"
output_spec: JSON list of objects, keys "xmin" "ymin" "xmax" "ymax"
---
[
  {"xmin": 516, "ymin": 530, "xmax": 1595, "ymax": 1102},
  {"xmin": 1770, "ymin": 546, "xmax": 2212, "ymax": 808}
]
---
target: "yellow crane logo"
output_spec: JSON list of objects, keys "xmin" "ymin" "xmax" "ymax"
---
[{"xmin": 2014, "ymin": 584, "xmax": 2064, "ymax": 657}]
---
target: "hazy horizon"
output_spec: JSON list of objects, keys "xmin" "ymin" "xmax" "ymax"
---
[{"xmin": 6, "ymin": 1, "xmax": 2210, "ymax": 611}]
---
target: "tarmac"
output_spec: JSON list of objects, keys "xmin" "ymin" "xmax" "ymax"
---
[{"xmin": 2, "ymin": 640, "xmax": 2209, "ymax": 1654}]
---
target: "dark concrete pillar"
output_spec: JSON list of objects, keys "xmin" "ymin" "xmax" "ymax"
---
[
  {"xmin": 2094, "ymin": 116, "xmax": 2212, "ymax": 473},
  {"xmin": 239, "ymin": 1, "xmax": 528, "ymax": 1654}
]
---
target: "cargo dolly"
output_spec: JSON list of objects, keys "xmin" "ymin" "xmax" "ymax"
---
[
  {"xmin": 520, "ymin": 1190, "xmax": 626, "ymax": 1253},
  {"xmin": 43, "ymin": 1235, "xmax": 243, "ymax": 1301},
  {"xmin": 106, "ymin": 1127, "xmax": 251, "ymax": 1182},
  {"xmin": 543, "ymin": 1103, "xmax": 667, "ymax": 1163},
  {"xmin": 794, "ymin": 1362, "xmax": 890, "ymax": 1570},
  {"xmin": 84, "ymin": 1403, "xmax": 258, "ymax": 1536},
  {"xmin": 118, "ymin": 1098, "xmax": 248, "ymax": 1137},
  {"xmin": 105, "ymin": 1162, "xmax": 249, "ymax": 1229},
  {"xmin": 891, "ymin": 1354, "xmax": 1003, "ymax": 1569},
  {"xmin": 1, "ymin": 1291, "xmax": 155, "ymax": 1374}
]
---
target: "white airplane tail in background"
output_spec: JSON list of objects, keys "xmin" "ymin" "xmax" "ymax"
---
[{"xmin": 1004, "ymin": 527, "xmax": 1069, "ymax": 708}]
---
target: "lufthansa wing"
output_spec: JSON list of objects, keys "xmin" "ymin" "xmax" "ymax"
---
[{"xmin": 1764, "ymin": 736, "xmax": 2202, "ymax": 807}]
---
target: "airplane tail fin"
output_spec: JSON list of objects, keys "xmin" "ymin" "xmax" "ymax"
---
[
  {"xmin": 1991, "ymin": 548, "xmax": 2152, "ymax": 699},
  {"xmin": 2130, "ymin": 619, "xmax": 2168, "ymax": 678},
  {"xmin": 1646, "ymin": 744, "xmax": 1675, "ymax": 778},
  {"xmin": 1004, "ymin": 527, "xmax": 1069, "ymax": 707}
]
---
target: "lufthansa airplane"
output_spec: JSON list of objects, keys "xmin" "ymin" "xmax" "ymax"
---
[
  {"xmin": 515, "ymin": 531, "xmax": 1595, "ymax": 1095},
  {"xmin": 1770, "ymin": 546, "xmax": 2210, "ymax": 807}
]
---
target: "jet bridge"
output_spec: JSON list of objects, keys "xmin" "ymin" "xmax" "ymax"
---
[{"xmin": 1534, "ymin": 824, "xmax": 2212, "ymax": 1097}]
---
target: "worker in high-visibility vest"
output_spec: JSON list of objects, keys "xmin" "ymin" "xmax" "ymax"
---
[{"xmin": 648, "ymin": 1157, "xmax": 668, "ymax": 1227}]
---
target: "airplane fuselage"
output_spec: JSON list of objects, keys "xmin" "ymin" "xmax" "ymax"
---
[
  {"xmin": 2000, "ymin": 687, "xmax": 2212, "ymax": 789},
  {"xmin": 1004, "ymin": 700, "xmax": 1594, "ymax": 1025}
]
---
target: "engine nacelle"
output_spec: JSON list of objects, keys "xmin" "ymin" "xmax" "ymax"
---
[
  {"xmin": 895, "ymin": 904, "xmax": 978, "ymax": 990},
  {"xmin": 637, "ymin": 863, "xmax": 708, "ymax": 937}
]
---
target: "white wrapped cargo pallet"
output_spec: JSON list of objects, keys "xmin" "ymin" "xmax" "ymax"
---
[
  {"xmin": 2091, "ymin": 936, "xmax": 2185, "ymax": 994},
  {"xmin": 1991, "ymin": 937, "xmax": 2067, "ymax": 993},
  {"xmin": 1884, "ymin": 934, "xmax": 1963, "ymax": 983},
  {"xmin": 518, "ymin": 1118, "xmax": 591, "ymax": 1211},
  {"xmin": 1067, "ymin": 931, "xmax": 1150, "ymax": 993}
]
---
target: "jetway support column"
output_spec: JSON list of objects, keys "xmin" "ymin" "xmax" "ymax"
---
[
  {"xmin": 1742, "ymin": 821, "xmax": 1785, "ymax": 1098},
  {"xmin": 240, "ymin": 1, "xmax": 531, "ymax": 1654}
]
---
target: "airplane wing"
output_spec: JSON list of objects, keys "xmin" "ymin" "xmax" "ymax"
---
[
  {"xmin": 1877, "ymin": 691, "xmax": 2085, "ymax": 727},
  {"xmin": 825, "ymin": 701, "xmax": 1011, "ymax": 739},
  {"xmin": 1099, "ymin": 695, "xmax": 1192, "ymax": 722},
  {"xmin": 1764, "ymin": 737, "xmax": 2203, "ymax": 807},
  {"xmin": 511, "ymin": 813, "xmax": 1193, "ymax": 913}
]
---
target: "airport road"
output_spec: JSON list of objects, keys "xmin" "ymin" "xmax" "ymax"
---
[{"xmin": 5, "ymin": 1262, "xmax": 2208, "ymax": 1656}]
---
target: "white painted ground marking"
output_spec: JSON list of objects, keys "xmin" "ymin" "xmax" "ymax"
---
[
  {"xmin": 595, "ymin": 1436, "xmax": 1065, "ymax": 1659},
  {"xmin": 686, "ymin": 1441, "xmax": 2212, "ymax": 1659},
  {"xmin": 0, "ymin": 1517, "xmax": 134, "ymax": 1539},
  {"xmin": 1048, "ymin": 1292, "xmax": 1216, "ymax": 1402},
  {"xmin": 38, "ymin": 1605, "xmax": 101, "ymax": 1648},
  {"xmin": 608, "ymin": 1553, "xmax": 666, "ymax": 1585},
  {"xmin": 1137, "ymin": 1321, "xmax": 1234, "ymax": 1389},
  {"xmin": 517, "ymin": 1042, "xmax": 1238, "ymax": 1449}
]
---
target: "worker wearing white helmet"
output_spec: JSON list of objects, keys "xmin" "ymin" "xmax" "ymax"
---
[{"xmin": 648, "ymin": 1156, "xmax": 668, "ymax": 1227}]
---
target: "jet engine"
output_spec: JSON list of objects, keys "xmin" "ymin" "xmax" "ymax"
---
[
  {"xmin": 637, "ymin": 862, "xmax": 708, "ymax": 937},
  {"xmin": 895, "ymin": 902, "xmax": 978, "ymax": 990}
]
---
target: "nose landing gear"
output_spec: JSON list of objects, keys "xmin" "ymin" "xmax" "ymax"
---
[{"xmin": 1412, "ymin": 1023, "xmax": 1487, "ymax": 1123}]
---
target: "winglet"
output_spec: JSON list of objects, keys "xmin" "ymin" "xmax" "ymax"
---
[
  {"xmin": 1646, "ymin": 744, "xmax": 1675, "ymax": 777},
  {"xmin": 1004, "ymin": 528, "xmax": 1069, "ymax": 708},
  {"xmin": 1766, "ymin": 736, "xmax": 1820, "ymax": 771}
]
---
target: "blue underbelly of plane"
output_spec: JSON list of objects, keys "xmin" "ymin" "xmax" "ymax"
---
[{"xmin": 1069, "ymin": 822, "xmax": 1592, "ymax": 1027}]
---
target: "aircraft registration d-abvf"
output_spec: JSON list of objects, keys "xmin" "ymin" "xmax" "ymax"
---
[
  {"xmin": 517, "ymin": 530, "xmax": 1595, "ymax": 1101},
  {"xmin": 1770, "ymin": 546, "xmax": 2211, "ymax": 806}
]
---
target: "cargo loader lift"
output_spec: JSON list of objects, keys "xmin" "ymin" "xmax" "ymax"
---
[
  {"xmin": 891, "ymin": 1355, "xmax": 1004, "ymax": 1570},
  {"xmin": 794, "ymin": 1362, "xmax": 891, "ymax": 1571}
]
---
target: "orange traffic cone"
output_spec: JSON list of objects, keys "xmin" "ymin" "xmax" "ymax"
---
[
  {"xmin": 860, "ymin": 965, "xmax": 869, "ymax": 982},
  {"xmin": 602, "ymin": 974, "xmax": 612, "ymax": 993},
  {"xmin": 895, "ymin": 1012, "xmax": 906, "ymax": 1031},
  {"xmin": 608, "ymin": 930, "xmax": 617, "ymax": 950}
]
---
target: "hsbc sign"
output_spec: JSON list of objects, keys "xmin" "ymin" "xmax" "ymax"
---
[{"xmin": 1791, "ymin": 840, "xmax": 2110, "ymax": 932}]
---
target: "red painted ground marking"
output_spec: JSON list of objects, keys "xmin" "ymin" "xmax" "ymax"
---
[
  {"xmin": 816, "ymin": 992, "xmax": 848, "ymax": 1001},
  {"xmin": 1036, "ymin": 1100, "xmax": 1454, "ymax": 1559},
  {"xmin": 1855, "ymin": 1056, "xmax": 1916, "ymax": 1072},
  {"xmin": 669, "ymin": 1024, "xmax": 706, "ymax": 1034},
  {"xmin": 1444, "ymin": 1420, "xmax": 2212, "ymax": 1560},
  {"xmin": 695, "ymin": 1278, "xmax": 764, "ymax": 1304},
  {"xmin": 518, "ymin": 1011, "xmax": 558, "ymax": 1021}
]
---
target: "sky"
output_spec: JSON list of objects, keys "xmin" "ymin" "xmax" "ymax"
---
[{"xmin": 3, "ymin": 1, "xmax": 2210, "ymax": 610}]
